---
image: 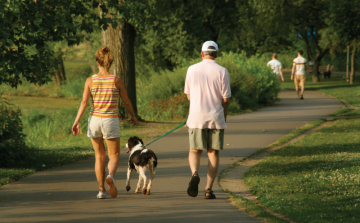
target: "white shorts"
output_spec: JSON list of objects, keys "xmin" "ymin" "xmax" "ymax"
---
[{"xmin": 87, "ymin": 116, "xmax": 121, "ymax": 139}]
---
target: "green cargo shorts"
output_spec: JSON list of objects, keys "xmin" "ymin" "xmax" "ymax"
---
[{"xmin": 188, "ymin": 128, "xmax": 224, "ymax": 150}]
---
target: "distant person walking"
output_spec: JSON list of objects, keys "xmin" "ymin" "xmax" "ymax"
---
[
  {"xmin": 291, "ymin": 50, "xmax": 307, "ymax": 99},
  {"xmin": 72, "ymin": 46, "xmax": 137, "ymax": 199},
  {"xmin": 184, "ymin": 41, "xmax": 231, "ymax": 199},
  {"xmin": 267, "ymin": 53, "xmax": 284, "ymax": 82}
]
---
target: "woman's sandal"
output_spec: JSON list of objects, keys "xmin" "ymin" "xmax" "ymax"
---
[{"xmin": 204, "ymin": 188, "xmax": 216, "ymax": 199}]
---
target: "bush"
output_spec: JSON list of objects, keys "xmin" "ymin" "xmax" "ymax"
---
[
  {"xmin": 137, "ymin": 52, "xmax": 281, "ymax": 121},
  {"xmin": 0, "ymin": 97, "xmax": 29, "ymax": 167}
]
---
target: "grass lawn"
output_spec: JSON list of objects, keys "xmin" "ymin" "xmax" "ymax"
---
[
  {"xmin": 243, "ymin": 118, "xmax": 360, "ymax": 222},
  {"xmin": 239, "ymin": 73, "xmax": 360, "ymax": 222}
]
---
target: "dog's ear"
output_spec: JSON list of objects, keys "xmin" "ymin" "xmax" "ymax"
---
[
  {"xmin": 127, "ymin": 137, "xmax": 136, "ymax": 149},
  {"xmin": 139, "ymin": 138, "xmax": 144, "ymax": 146}
]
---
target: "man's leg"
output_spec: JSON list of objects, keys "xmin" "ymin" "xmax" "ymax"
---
[
  {"xmin": 187, "ymin": 128, "xmax": 205, "ymax": 197},
  {"xmin": 205, "ymin": 148, "xmax": 219, "ymax": 191},
  {"xmin": 300, "ymin": 76, "xmax": 305, "ymax": 98},
  {"xmin": 294, "ymin": 75, "xmax": 300, "ymax": 98},
  {"xmin": 189, "ymin": 149, "xmax": 203, "ymax": 175}
]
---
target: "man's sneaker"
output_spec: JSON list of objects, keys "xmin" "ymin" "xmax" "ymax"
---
[
  {"xmin": 106, "ymin": 175, "xmax": 118, "ymax": 198},
  {"xmin": 97, "ymin": 190, "xmax": 106, "ymax": 199},
  {"xmin": 300, "ymin": 95, "xmax": 304, "ymax": 100}
]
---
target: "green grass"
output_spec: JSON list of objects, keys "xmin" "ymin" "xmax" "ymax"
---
[
  {"xmin": 243, "ymin": 118, "xmax": 360, "ymax": 223},
  {"xmin": 0, "ymin": 60, "xmax": 92, "ymax": 99},
  {"xmin": 239, "ymin": 74, "xmax": 360, "ymax": 222},
  {"xmin": 225, "ymin": 190, "xmax": 289, "ymax": 223},
  {"xmin": 327, "ymin": 108, "xmax": 352, "ymax": 117},
  {"xmin": 2, "ymin": 95, "xmax": 80, "ymax": 115},
  {"xmin": 254, "ymin": 119, "xmax": 326, "ymax": 156}
]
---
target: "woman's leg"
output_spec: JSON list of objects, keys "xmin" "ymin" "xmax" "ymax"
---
[
  {"xmin": 105, "ymin": 137, "xmax": 120, "ymax": 176},
  {"xmin": 91, "ymin": 137, "xmax": 106, "ymax": 191}
]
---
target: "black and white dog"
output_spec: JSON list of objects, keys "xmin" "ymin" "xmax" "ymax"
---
[{"xmin": 125, "ymin": 136, "xmax": 157, "ymax": 195}]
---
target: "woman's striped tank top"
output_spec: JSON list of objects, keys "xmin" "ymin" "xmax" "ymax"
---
[{"xmin": 89, "ymin": 74, "xmax": 119, "ymax": 118}]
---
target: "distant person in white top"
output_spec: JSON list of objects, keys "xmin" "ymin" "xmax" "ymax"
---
[
  {"xmin": 267, "ymin": 53, "xmax": 284, "ymax": 82},
  {"xmin": 291, "ymin": 50, "xmax": 307, "ymax": 99},
  {"xmin": 184, "ymin": 40, "xmax": 231, "ymax": 199}
]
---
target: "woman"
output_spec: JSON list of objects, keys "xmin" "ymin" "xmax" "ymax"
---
[{"xmin": 72, "ymin": 46, "xmax": 137, "ymax": 199}]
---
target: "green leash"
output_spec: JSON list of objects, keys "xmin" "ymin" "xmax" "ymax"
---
[{"xmin": 146, "ymin": 122, "xmax": 186, "ymax": 146}]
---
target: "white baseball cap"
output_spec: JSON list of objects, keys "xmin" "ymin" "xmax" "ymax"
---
[{"xmin": 201, "ymin": 41, "xmax": 218, "ymax": 52}]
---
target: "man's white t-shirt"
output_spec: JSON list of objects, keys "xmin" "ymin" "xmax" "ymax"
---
[
  {"xmin": 293, "ymin": 56, "xmax": 307, "ymax": 75},
  {"xmin": 184, "ymin": 59, "xmax": 231, "ymax": 129},
  {"xmin": 267, "ymin": 59, "xmax": 282, "ymax": 75}
]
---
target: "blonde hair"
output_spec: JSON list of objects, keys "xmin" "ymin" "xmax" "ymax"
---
[{"xmin": 96, "ymin": 46, "xmax": 114, "ymax": 69}]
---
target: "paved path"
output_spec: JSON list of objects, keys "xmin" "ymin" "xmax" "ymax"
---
[{"xmin": 0, "ymin": 90, "xmax": 342, "ymax": 223}]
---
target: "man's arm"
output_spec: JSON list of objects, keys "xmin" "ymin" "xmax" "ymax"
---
[
  {"xmin": 279, "ymin": 68, "xmax": 285, "ymax": 82},
  {"xmin": 186, "ymin": 94, "xmax": 190, "ymax": 101},
  {"xmin": 222, "ymin": 98, "xmax": 230, "ymax": 122},
  {"xmin": 291, "ymin": 62, "xmax": 295, "ymax": 80}
]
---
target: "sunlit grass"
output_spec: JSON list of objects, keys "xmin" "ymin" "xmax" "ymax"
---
[{"xmin": 243, "ymin": 118, "xmax": 360, "ymax": 223}]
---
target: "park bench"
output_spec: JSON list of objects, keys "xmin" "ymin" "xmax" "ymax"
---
[{"xmin": 305, "ymin": 64, "xmax": 334, "ymax": 78}]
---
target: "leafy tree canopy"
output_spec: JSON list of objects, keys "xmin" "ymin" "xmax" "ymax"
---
[{"xmin": 0, "ymin": 0, "xmax": 115, "ymax": 87}]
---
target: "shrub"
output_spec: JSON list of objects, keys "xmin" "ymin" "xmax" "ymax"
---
[
  {"xmin": 137, "ymin": 52, "xmax": 280, "ymax": 121},
  {"xmin": 0, "ymin": 97, "xmax": 29, "ymax": 167}
]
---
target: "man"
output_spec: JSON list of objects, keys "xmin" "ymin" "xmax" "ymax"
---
[
  {"xmin": 291, "ymin": 50, "xmax": 307, "ymax": 99},
  {"xmin": 184, "ymin": 41, "xmax": 231, "ymax": 199},
  {"xmin": 267, "ymin": 53, "xmax": 284, "ymax": 82}
]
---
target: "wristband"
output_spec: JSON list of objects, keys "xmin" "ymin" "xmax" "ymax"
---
[{"xmin": 74, "ymin": 121, "xmax": 80, "ymax": 125}]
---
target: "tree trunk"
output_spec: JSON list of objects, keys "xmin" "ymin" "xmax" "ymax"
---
[
  {"xmin": 299, "ymin": 29, "xmax": 328, "ymax": 82},
  {"xmin": 53, "ymin": 53, "xmax": 66, "ymax": 86},
  {"xmin": 350, "ymin": 46, "xmax": 356, "ymax": 84},
  {"xmin": 312, "ymin": 59, "xmax": 320, "ymax": 82},
  {"xmin": 346, "ymin": 45, "xmax": 350, "ymax": 83},
  {"xmin": 102, "ymin": 22, "xmax": 139, "ymax": 120}
]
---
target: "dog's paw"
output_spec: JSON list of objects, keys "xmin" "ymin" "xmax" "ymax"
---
[
  {"xmin": 146, "ymin": 190, "xmax": 150, "ymax": 195},
  {"xmin": 135, "ymin": 188, "xmax": 141, "ymax": 193},
  {"xmin": 126, "ymin": 186, "xmax": 131, "ymax": 192},
  {"xmin": 142, "ymin": 188, "xmax": 147, "ymax": 195}
]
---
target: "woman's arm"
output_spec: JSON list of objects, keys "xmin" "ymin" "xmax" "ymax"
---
[
  {"xmin": 115, "ymin": 77, "xmax": 137, "ymax": 126},
  {"xmin": 72, "ymin": 77, "xmax": 92, "ymax": 136}
]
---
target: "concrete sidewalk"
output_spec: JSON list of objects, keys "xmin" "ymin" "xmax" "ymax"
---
[{"xmin": 0, "ymin": 90, "xmax": 342, "ymax": 223}]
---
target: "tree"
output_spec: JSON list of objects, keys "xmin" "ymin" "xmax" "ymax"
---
[
  {"xmin": 0, "ymin": 0, "xmax": 110, "ymax": 88},
  {"xmin": 99, "ymin": 1, "xmax": 148, "ymax": 119},
  {"xmin": 322, "ymin": 0, "xmax": 360, "ymax": 84},
  {"xmin": 99, "ymin": 0, "xmax": 241, "ymax": 119},
  {"xmin": 249, "ymin": 0, "xmax": 330, "ymax": 82}
]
